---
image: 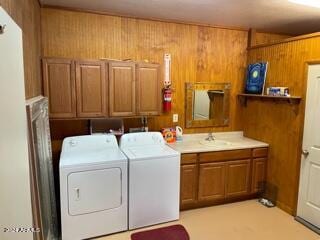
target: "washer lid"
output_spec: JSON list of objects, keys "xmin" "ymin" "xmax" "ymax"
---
[
  {"xmin": 121, "ymin": 144, "xmax": 179, "ymax": 161},
  {"xmin": 60, "ymin": 135, "xmax": 127, "ymax": 168}
]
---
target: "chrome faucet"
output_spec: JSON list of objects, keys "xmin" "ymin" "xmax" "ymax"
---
[{"xmin": 206, "ymin": 133, "xmax": 216, "ymax": 141}]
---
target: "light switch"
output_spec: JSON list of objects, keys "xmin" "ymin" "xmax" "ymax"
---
[{"xmin": 173, "ymin": 114, "xmax": 178, "ymax": 123}]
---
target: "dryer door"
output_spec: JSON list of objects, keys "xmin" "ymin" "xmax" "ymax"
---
[{"xmin": 68, "ymin": 168, "xmax": 122, "ymax": 216}]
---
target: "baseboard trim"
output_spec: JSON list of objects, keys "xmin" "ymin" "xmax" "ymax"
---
[{"xmin": 295, "ymin": 216, "xmax": 320, "ymax": 235}]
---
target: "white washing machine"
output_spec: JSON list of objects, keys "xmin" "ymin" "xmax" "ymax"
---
[
  {"xmin": 59, "ymin": 135, "xmax": 128, "ymax": 240},
  {"xmin": 120, "ymin": 132, "xmax": 180, "ymax": 230}
]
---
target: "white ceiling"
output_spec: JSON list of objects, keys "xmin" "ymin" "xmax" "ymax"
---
[{"xmin": 40, "ymin": 0, "xmax": 320, "ymax": 35}]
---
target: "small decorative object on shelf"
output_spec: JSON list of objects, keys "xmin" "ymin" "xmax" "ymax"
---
[
  {"xmin": 245, "ymin": 62, "xmax": 268, "ymax": 95},
  {"xmin": 266, "ymin": 87, "xmax": 290, "ymax": 96}
]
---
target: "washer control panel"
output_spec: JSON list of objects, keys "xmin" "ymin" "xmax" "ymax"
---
[{"xmin": 120, "ymin": 132, "xmax": 165, "ymax": 148}]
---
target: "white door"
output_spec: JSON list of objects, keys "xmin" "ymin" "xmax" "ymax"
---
[
  {"xmin": 297, "ymin": 64, "xmax": 320, "ymax": 229},
  {"xmin": 0, "ymin": 7, "xmax": 33, "ymax": 240}
]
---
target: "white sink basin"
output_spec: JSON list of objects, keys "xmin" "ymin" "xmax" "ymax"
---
[{"xmin": 199, "ymin": 139, "xmax": 232, "ymax": 147}]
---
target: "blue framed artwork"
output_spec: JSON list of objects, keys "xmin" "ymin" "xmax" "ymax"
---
[{"xmin": 245, "ymin": 62, "xmax": 268, "ymax": 94}]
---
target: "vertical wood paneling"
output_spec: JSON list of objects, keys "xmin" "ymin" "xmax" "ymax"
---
[
  {"xmin": 244, "ymin": 37, "xmax": 320, "ymax": 214},
  {"xmin": 40, "ymin": 8, "xmax": 308, "ymax": 215},
  {"xmin": 41, "ymin": 8, "xmax": 248, "ymax": 133},
  {"xmin": 254, "ymin": 32, "xmax": 292, "ymax": 46},
  {"xmin": 0, "ymin": 0, "xmax": 42, "ymax": 99}
]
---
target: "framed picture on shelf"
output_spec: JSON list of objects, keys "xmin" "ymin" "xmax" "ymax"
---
[{"xmin": 245, "ymin": 62, "xmax": 268, "ymax": 95}]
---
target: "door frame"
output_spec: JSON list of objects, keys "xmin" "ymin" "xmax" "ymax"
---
[{"xmin": 294, "ymin": 60, "xmax": 320, "ymax": 234}]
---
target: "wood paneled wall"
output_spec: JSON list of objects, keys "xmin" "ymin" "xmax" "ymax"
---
[
  {"xmin": 243, "ymin": 36, "xmax": 320, "ymax": 214},
  {"xmin": 254, "ymin": 32, "xmax": 292, "ymax": 46},
  {"xmin": 0, "ymin": 0, "xmax": 42, "ymax": 99},
  {"xmin": 41, "ymin": 7, "xmax": 303, "ymax": 215},
  {"xmin": 41, "ymin": 8, "xmax": 248, "ymax": 133}
]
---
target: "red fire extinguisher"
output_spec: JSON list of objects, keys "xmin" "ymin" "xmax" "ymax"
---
[{"xmin": 163, "ymin": 86, "xmax": 172, "ymax": 112}]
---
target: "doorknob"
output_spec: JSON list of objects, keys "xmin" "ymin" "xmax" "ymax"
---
[
  {"xmin": 302, "ymin": 150, "xmax": 309, "ymax": 157},
  {"xmin": 0, "ymin": 24, "xmax": 6, "ymax": 34}
]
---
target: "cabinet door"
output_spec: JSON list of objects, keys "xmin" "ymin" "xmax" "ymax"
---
[
  {"xmin": 252, "ymin": 158, "xmax": 267, "ymax": 193},
  {"xmin": 43, "ymin": 58, "xmax": 76, "ymax": 118},
  {"xmin": 198, "ymin": 162, "xmax": 226, "ymax": 202},
  {"xmin": 75, "ymin": 60, "xmax": 106, "ymax": 117},
  {"xmin": 180, "ymin": 164, "xmax": 198, "ymax": 207},
  {"xmin": 136, "ymin": 63, "xmax": 161, "ymax": 116},
  {"xmin": 109, "ymin": 62, "xmax": 136, "ymax": 117},
  {"xmin": 226, "ymin": 159, "xmax": 251, "ymax": 198}
]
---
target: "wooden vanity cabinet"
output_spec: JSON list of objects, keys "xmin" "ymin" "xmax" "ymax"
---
[
  {"xmin": 251, "ymin": 148, "xmax": 268, "ymax": 193},
  {"xmin": 75, "ymin": 60, "xmax": 107, "ymax": 117},
  {"xmin": 252, "ymin": 158, "xmax": 267, "ymax": 193},
  {"xmin": 180, "ymin": 154, "xmax": 198, "ymax": 208},
  {"xmin": 198, "ymin": 162, "xmax": 226, "ymax": 202},
  {"xmin": 136, "ymin": 63, "xmax": 161, "ymax": 116},
  {"xmin": 180, "ymin": 147, "xmax": 268, "ymax": 210},
  {"xmin": 225, "ymin": 159, "xmax": 251, "ymax": 198},
  {"xmin": 43, "ymin": 58, "xmax": 76, "ymax": 119},
  {"xmin": 181, "ymin": 165, "xmax": 198, "ymax": 205},
  {"xmin": 198, "ymin": 150, "xmax": 251, "ymax": 203}
]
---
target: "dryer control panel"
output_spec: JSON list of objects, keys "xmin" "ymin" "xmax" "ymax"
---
[{"xmin": 62, "ymin": 134, "xmax": 119, "ymax": 152}]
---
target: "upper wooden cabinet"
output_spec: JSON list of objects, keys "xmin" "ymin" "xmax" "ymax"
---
[
  {"xmin": 136, "ymin": 63, "xmax": 161, "ymax": 115},
  {"xmin": 109, "ymin": 61, "xmax": 136, "ymax": 117},
  {"xmin": 75, "ymin": 60, "xmax": 107, "ymax": 117},
  {"xmin": 43, "ymin": 58, "xmax": 76, "ymax": 118},
  {"xmin": 42, "ymin": 58, "xmax": 162, "ymax": 119}
]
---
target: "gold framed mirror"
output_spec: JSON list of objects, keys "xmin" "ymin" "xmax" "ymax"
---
[{"xmin": 185, "ymin": 82, "xmax": 231, "ymax": 128}]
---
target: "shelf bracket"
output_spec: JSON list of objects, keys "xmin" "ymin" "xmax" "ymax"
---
[{"xmin": 238, "ymin": 95, "xmax": 247, "ymax": 107}]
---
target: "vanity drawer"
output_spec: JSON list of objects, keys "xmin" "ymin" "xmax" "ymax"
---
[
  {"xmin": 181, "ymin": 154, "xmax": 197, "ymax": 165},
  {"xmin": 199, "ymin": 149, "xmax": 251, "ymax": 163},
  {"xmin": 252, "ymin": 148, "xmax": 268, "ymax": 158}
]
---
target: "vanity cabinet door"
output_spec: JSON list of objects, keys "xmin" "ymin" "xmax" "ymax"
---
[
  {"xmin": 251, "ymin": 158, "xmax": 267, "ymax": 194},
  {"xmin": 180, "ymin": 164, "xmax": 198, "ymax": 208},
  {"xmin": 225, "ymin": 159, "xmax": 251, "ymax": 198},
  {"xmin": 198, "ymin": 162, "xmax": 226, "ymax": 202}
]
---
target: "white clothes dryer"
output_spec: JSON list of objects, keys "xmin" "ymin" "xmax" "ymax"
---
[{"xmin": 59, "ymin": 135, "xmax": 128, "ymax": 240}]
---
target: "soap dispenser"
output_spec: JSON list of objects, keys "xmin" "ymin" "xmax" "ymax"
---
[{"xmin": 176, "ymin": 126, "xmax": 183, "ymax": 141}]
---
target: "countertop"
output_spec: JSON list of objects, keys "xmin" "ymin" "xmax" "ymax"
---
[{"xmin": 168, "ymin": 131, "xmax": 268, "ymax": 154}]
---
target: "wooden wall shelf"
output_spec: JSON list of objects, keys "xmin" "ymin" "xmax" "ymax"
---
[
  {"xmin": 238, "ymin": 94, "xmax": 301, "ymax": 105},
  {"xmin": 238, "ymin": 94, "xmax": 302, "ymax": 114}
]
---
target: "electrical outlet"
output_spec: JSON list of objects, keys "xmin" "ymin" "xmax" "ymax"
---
[{"xmin": 173, "ymin": 114, "xmax": 178, "ymax": 123}]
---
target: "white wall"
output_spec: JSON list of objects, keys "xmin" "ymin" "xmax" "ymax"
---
[{"xmin": 0, "ymin": 7, "xmax": 33, "ymax": 240}]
